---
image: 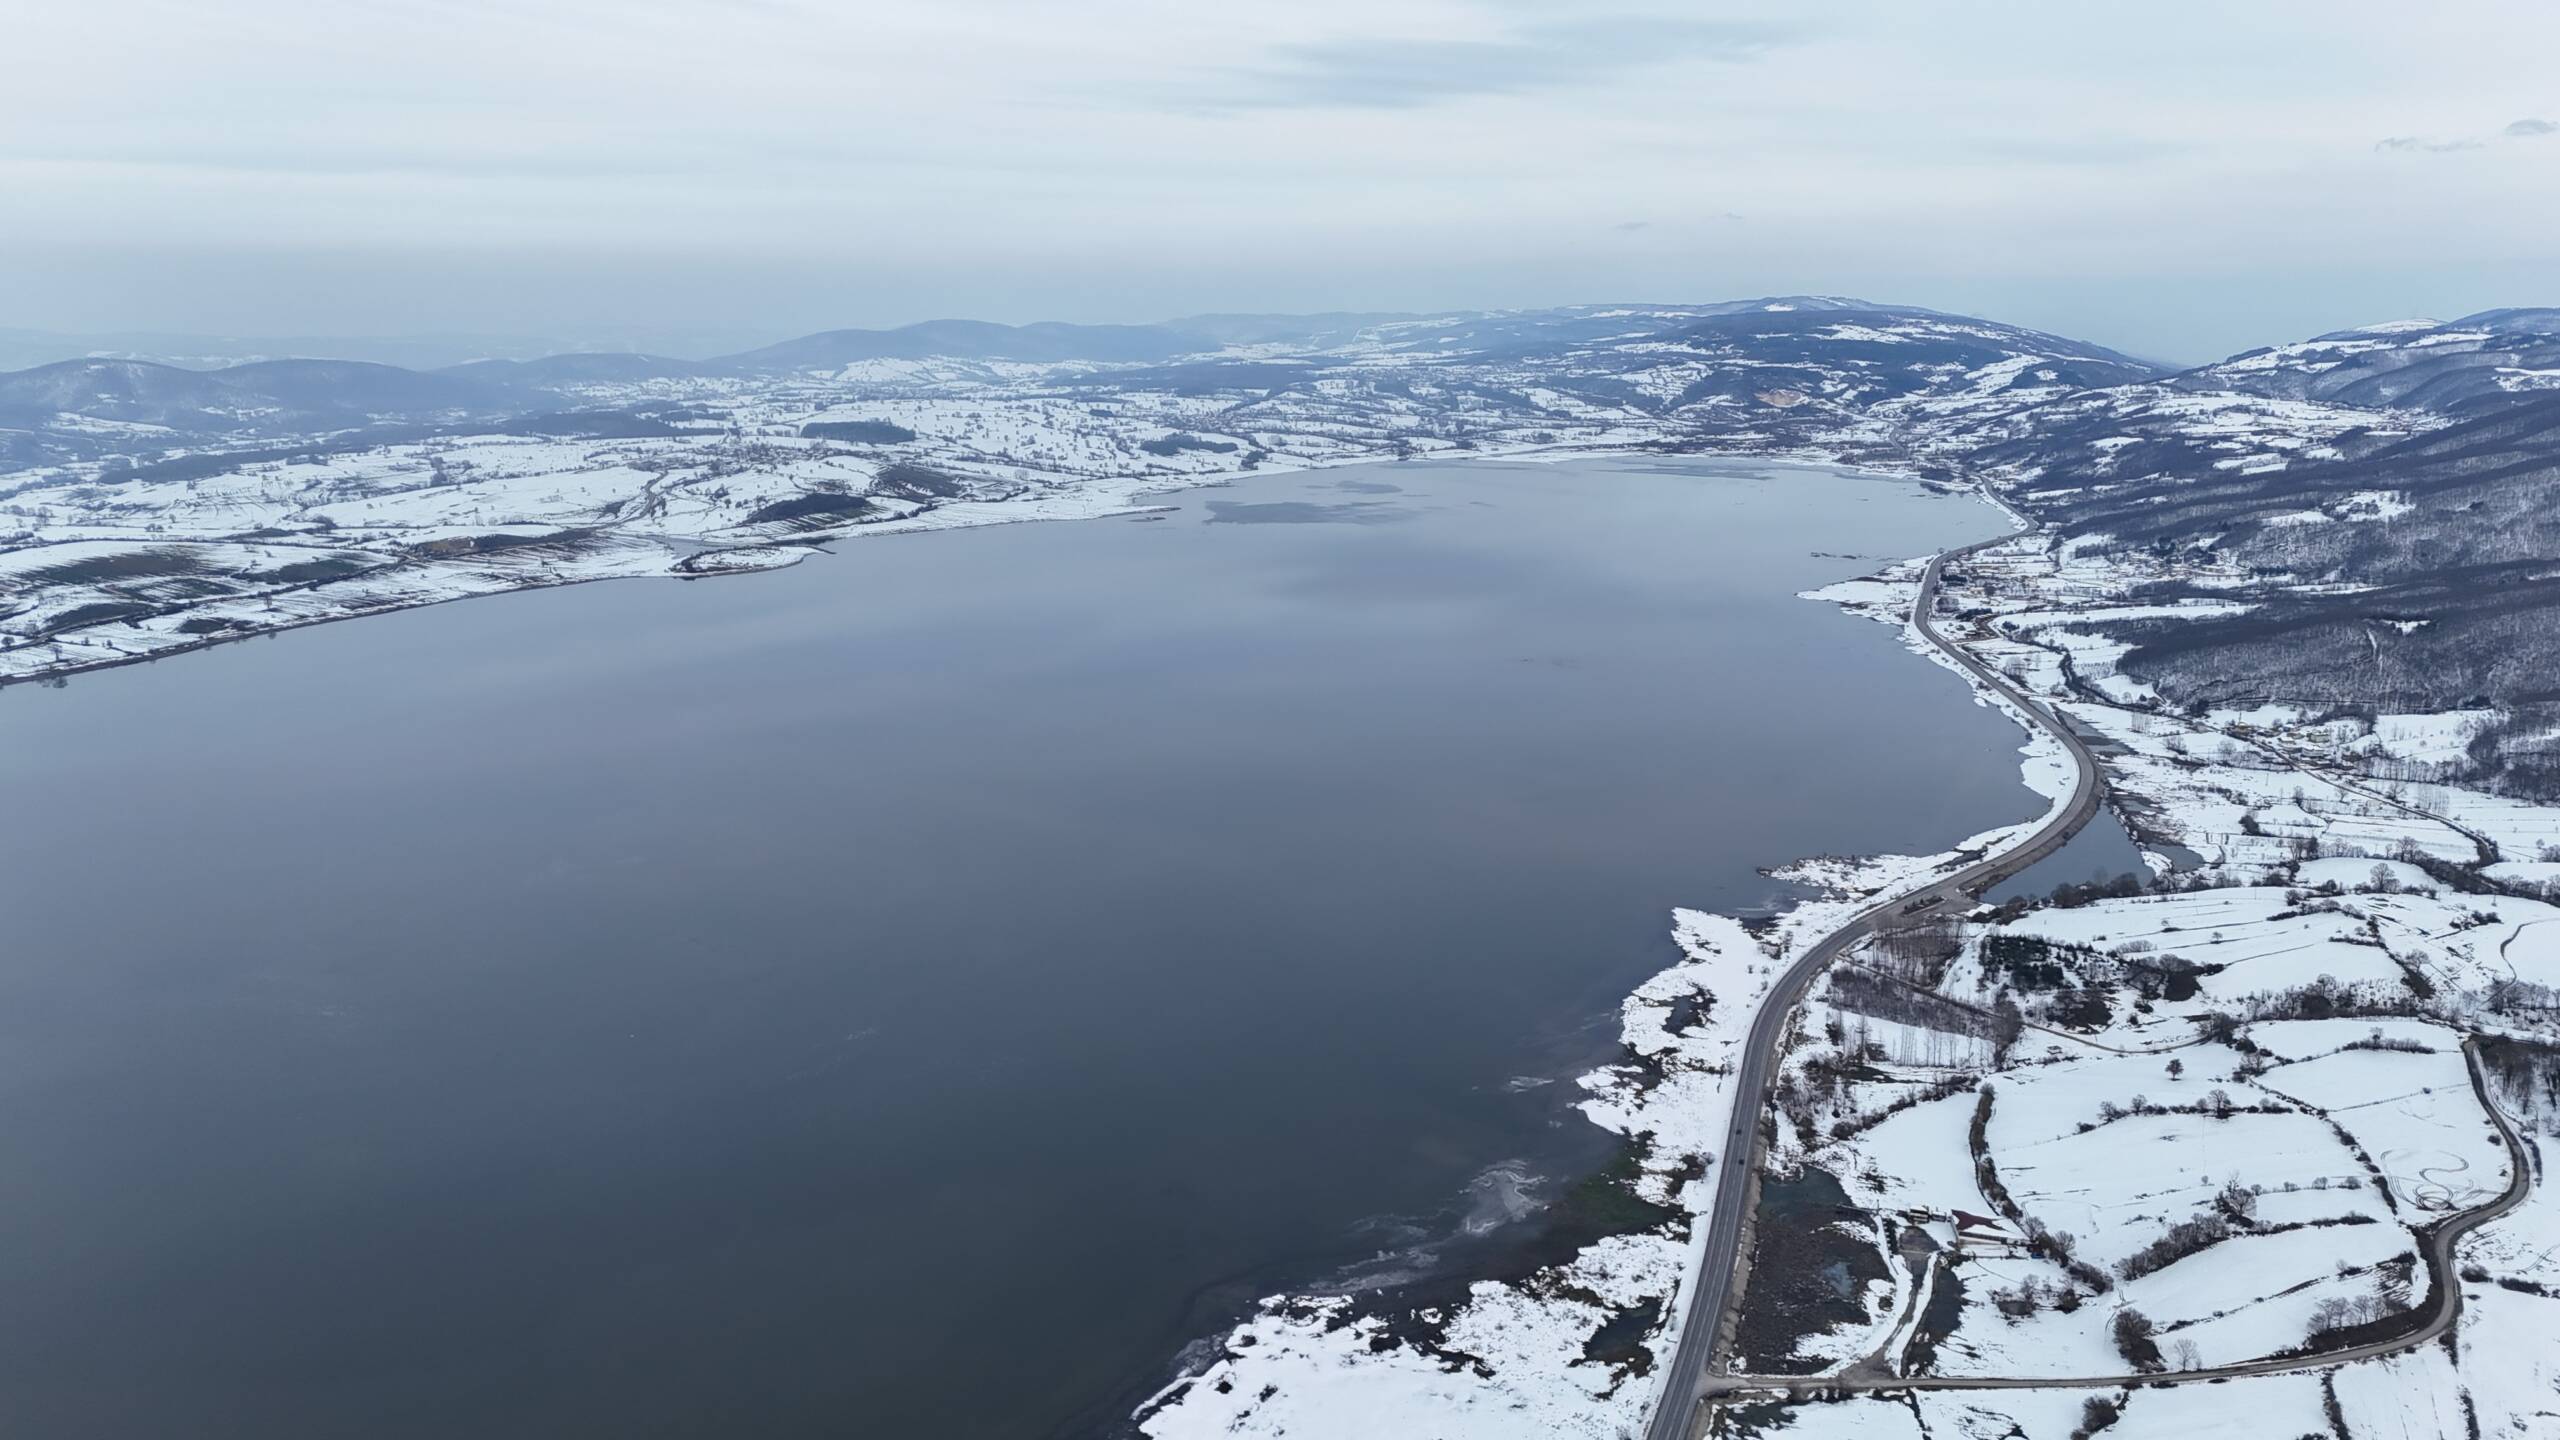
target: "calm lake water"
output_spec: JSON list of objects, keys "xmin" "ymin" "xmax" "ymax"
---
[{"xmin": 1, "ymin": 458, "xmax": 2070, "ymax": 1438}]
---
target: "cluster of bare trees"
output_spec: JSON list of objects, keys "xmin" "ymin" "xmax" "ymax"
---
[
  {"xmin": 1988, "ymin": 1273, "xmax": 2086, "ymax": 1319},
  {"xmin": 2478, "ymin": 1034, "xmax": 2560, "ymax": 1135},
  {"xmin": 1979, "ymin": 932, "xmax": 2080, "ymax": 990},
  {"xmin": 2486, "ymin": 976, "xmax": 2560, "ymax": 1017},
  {"xmin": 2080, "ymin": 1089, "xmax": 2258, "ymax": 1132},
  {"xmin": 1866, "ymin": 917, "xmax": 1964, "ymax": 987},
  {"xmin": 2109, "ymin": 1307, "xmax": 2162, "ymax": 1370},
  {"xmin": 2071, "ymin": 1394, "xmax": 2124, "ymax": 1439},
  {"xmin": 1773, "ymin": 1048, "xmax": 1865, "ymax": 1149},
  {"xmin": 2305, "ymin": 1260, "xmax": 2418, "ymax": 1345},
  {"xmin": 1826, "ymin": 969, "xmax": 1999, "ymax": 1048},
  {"xmin": 2115, "ymin": 1183, "xmax": 2260, "ymax": 1281},
  {"xmin": 2237, "ymin": 974, "xmax": 2426, "ymax": 1022}
]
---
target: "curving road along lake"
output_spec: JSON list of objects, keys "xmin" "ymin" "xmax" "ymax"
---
[{"xmin": 0, "ymin": 457, "xmax": 2132, "ymax": 1438}]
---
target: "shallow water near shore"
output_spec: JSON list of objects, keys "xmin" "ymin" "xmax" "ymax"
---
[{"xmin": 0, "ymin": 457, "xmax": 2046, "ymax": 1438}]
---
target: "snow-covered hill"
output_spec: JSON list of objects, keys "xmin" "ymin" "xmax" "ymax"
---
[
  {"xmin": 2174, "ymin": 309, "xmax": 2560, "ymax": 413},
  {"xmin": 0, "ymin": 296, "xmax": 2175, "ymax": 683},
  {"xmin": 6, "ymin": 295, "xmax": 2559, "ymax": 740}
]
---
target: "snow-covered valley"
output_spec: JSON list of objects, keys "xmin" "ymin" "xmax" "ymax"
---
[{"xmin": 14, "ymin": 298, "xmax": 2560, "ymax": 1438}]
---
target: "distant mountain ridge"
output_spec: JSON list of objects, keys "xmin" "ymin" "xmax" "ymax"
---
[
  {"xmin": 2, "ymin": 296, "xmax": 2553, "ymax": 468},
  {"xmin": 0, "ymin": 355, "xmax": 518, "ymax": 432},
  {"xmin": 2172, "ymin": 308, "xmax": 2560, "ymax": 413},
  {"xmin": 0, "ymin": 296, "xmax": 2168, "ymax": 449}
]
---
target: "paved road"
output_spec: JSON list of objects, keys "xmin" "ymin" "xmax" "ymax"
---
[
  {"xmin": 1644, "ymin": 540, "xmax": 2107, "ymax": 1440},
  {"xmin": 1696, "ymin": 1033, "xmax": 2532, "ymax": 1401}
]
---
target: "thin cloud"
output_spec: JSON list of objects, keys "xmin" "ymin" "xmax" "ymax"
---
[
  {"xmin": 1187, "ymin": 17, "xmax": 1799, "ymax": 112},
  {"xmin": 2376, "ymin": 117, "xmax": 2555, "ymax": 153}
]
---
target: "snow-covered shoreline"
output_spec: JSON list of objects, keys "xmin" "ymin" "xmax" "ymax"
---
[
  {"xmin": 1136, "ymin": 506, "xmax": 2095, "ymax": 1439},
  {"xmin": 1140, "ymin": 480, "xmax": 2560, "ymax": 1437},
  {"xmin": 0, "ymin": 432, "xmax": 1734, "ymax": 690}
]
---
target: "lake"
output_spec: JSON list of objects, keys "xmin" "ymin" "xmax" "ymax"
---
[{"xmin": 0, "ymin": 457, "xmax": 2087, "ymax": 1438}]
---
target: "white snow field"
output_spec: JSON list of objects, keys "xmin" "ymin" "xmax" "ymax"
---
[{"xmin": 1658, "ymin": 493, "xmax": 2560, "ymax": 1434}]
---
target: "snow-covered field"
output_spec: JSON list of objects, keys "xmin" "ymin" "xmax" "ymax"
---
[{"xmin": 1695, "ymin": 502, "xmax": 2560, "ymax": 1436}]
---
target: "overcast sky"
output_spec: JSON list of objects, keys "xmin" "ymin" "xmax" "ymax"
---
[{"xmin": 7, "ymin": 0, "xmax": 2558, "ymax": 361}]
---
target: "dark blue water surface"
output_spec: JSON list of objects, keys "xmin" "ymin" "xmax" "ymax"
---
[{"xmin": 0, "ymin": 459, "xmax": 2045, "ymax": 1438}]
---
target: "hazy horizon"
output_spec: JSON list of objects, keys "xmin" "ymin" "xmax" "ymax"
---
[
  {"xmin": 8, "ymin": 0, "xmax": 2560, "ymax": 365},
  {"xmin": 9, "ymin": 275, "xmax": 2557, "ymax": 375}
]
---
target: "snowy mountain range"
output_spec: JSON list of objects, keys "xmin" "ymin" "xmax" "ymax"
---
[
  {"xmin": 6, "ymin": 295, "xmax": 2560, "ymax": 773},
  {"xmin": 0, "ymin": 298, "xmax": 2154, "ymax": 463}
]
